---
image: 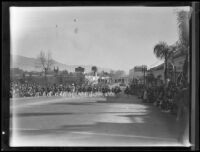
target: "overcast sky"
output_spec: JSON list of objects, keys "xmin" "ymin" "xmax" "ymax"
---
[{"xmin": 10, "ymin": 6, "xmax": 190, "ymax": 73}]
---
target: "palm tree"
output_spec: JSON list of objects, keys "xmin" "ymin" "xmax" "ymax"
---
[
  {"xmin": 176, "ymin": 10, "xmax": 191, "ymax": 83},
  {"xmin": 91, "ymin": 66, "xmax": 97, "ymax": 76},
  {"xmin": 153, "ymin": 41, "xmax": 174, "ymax": 84}
]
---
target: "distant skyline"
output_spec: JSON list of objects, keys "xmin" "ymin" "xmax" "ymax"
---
[{"xmin": 10, "ymin": 6, "xmax": 190, "ymax": 73}]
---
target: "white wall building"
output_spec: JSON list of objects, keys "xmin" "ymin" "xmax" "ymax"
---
[
  {"xmin": 85, "ymin": 75, "xmax": 99, "ymax": 84},
  {"xmin": 129, "ymin": 68, "xmax": 134, "ymax": 79}
]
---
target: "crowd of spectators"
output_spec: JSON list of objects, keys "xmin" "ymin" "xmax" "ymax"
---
[
  {"xmin": 143, "ymin": 82, "xmax": 179, "ymax": 113},
  {"xmin": 10, "ymin": 81, "xmax": 122, "ymax": 98},
  {"xmin": 10, "ymin": 80, "xmax": 189, "ymax": 116},
  {"xmin": 124, "ymin": 81, "xmax": 189, "ymax": 117}
]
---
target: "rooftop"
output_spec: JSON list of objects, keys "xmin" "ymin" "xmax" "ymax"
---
[
  {"xmin": 149, "ymin": 63, "xmax": 164, "ymax": 71},
  {"xmin": 172, "ymin": 50, "xmax": 186, "ymax": 59}
]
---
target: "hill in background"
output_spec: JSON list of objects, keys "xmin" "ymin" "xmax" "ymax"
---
[{"xmin": 10, "ymin": 54, "xmax": 114, "ymax": 73}]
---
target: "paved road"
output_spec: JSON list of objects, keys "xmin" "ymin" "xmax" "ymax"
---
[{"xmin": 10, "ymin": 95, "xmax": 184, "ymax": 147}]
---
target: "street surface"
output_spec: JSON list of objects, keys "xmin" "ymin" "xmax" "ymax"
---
[{"xmin": 10, "ymin": 95, "xmax": 183, "ymax": 147}]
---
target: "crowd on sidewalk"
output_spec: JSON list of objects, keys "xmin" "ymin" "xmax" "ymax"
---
[{"xmin": 124, "ymin": 80, "xmax": 189, "ymax": 117}]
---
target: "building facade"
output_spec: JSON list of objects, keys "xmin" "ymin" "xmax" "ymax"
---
[
  {"xmin": 129, "ymin": 65, "xmax": 147, "ymax": 84},
  {"xmin": 129, "ymin": 68, "xmax": 135, "ymax": 79},
  {"xmin": 75, "ymin": 66, "xmax": 85, "ymax": 73},
  {"xmin": 149, "ymin": 63, "xmax": 165, "ymax": 81},
  {"xmin": 112, "ymin": 76, "xmax": 129, "ymax": 85},
  {"xmin": 171, "ymin": 50, "xmax": 186, "ymax": 82},
  {"xmin": 149, "ymin": 49, "xmax": 186, "ymax": 85}
]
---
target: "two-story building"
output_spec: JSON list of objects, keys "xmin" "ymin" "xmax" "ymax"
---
[{"xmin": 129, "ymin": 65, "xmax": 147, "ymax": 84}]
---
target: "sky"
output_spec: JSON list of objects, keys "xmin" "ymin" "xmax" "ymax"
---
[{"xmin": 10, "ymin": 6, "xmax": 190, "ymax": 73}]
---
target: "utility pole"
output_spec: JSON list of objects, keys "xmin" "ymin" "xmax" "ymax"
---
[
  {"xmin": 143, "ymin": 67, "xmax": 145, "ymax": 85},
  {"xmin": 142, "ymin": 65, "xmax": 147, "ymax": 86}
]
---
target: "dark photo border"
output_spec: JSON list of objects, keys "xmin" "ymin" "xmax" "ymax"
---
[{"xmin": 2, "ymin": 1, "xmax": 199, "ymax": 151}]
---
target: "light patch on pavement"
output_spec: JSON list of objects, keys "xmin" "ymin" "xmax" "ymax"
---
[
  {"xmin": 72, "ymin": 131, "xmax": 177, "ymax": 141},
  {"xmin": 96, "ymin": 114, "xmax": 145, "ymax": 123},
  {"xmin": 11, "ymin": 112, "xmax": 146, "ymax": 132},
  {"xmin": 10, "ymin": 97, "xmax": 90, "ymax": 109},
  {"xmin": 133, "ymin": 117, "xmax": 144, "ymax": 123}
]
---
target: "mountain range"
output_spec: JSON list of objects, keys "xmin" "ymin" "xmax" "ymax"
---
[{"xmin": 10, "ymin": 54, "xmax": 114, "ymax": 73}]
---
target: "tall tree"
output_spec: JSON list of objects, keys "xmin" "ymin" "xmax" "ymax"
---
[
  {"xmin": 176, "ymin": 10, "xmax": 191, "ymax": 83},
  {"xmin": 177, "ymin": 10, "xmax": 190, "ymax": 48},
  {"xmin": 91, "ymin": 66, "xmax": 98, "ymax": 76},
  {"xmin": 36, "ymin": 51, "xmax": 54, "ymax": 86},
  {"xmin": 153, "ymin": 41, "xmax": 174, "ymax": 84}
]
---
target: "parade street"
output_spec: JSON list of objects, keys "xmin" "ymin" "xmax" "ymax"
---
[{"xmin": 10, "ymin": 95, "xmax": 183, "ymax": 147}]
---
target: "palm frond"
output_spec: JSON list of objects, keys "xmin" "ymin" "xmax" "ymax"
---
[{"xmin": 153, "ymin": 41, "xmax": 169, "ymax": 60}]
